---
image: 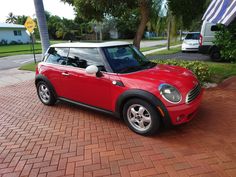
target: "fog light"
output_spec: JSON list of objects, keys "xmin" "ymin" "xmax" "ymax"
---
[{"xmin": 176, "ymin": 114, "xmax": 185, "ymax": 122}]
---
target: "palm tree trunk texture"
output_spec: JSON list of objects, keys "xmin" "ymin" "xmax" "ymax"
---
[
  {"xmin": 167, "ymin": 19, "xmax": 171, "ymax": 50},
  {"xmin": 33, "ymin": 0, "xmax": 50, "ymax": 55},
  {"xmin": 133, "ymin": 0, "xmax": 150, "ymax": 49}
]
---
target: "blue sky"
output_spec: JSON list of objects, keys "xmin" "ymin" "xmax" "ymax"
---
[{"xmin": 0, "ymin": 0, "xmax": 75, "ymax": 23}]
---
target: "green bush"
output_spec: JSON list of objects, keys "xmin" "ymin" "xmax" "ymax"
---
[
  {"xmin": 152, "ymin": 59, "xmax": 211, "ymax": 83},
  {"xmin": 214, "ymin": 22, "xmax": 236, "ymax": 62}
]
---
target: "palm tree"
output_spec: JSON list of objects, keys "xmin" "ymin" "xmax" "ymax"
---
[
  {"xmin": 33, "ymin": 0, "xmax": 50, "ymax": 55},
  {"xmin": 6, "ymin": 12, "xmax": 17, "ymax": 24}
]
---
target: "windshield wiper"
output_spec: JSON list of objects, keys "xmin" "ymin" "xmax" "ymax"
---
[
  {"xmin": 141, "ymin": 61, "xmax": 156, "ymax": 69},
  {"xmin": 119, "ymin": 65, "xmax": 142, "ymax": 73}
]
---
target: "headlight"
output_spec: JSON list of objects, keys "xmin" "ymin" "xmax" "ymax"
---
[{"xmin": 158, "ymin": 84, "xmax": 182, "ymax": 104}]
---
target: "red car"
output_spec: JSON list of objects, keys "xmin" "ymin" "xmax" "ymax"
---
[{"xmin": 35, "ymin": 41, "xmax": 203, "ymax": 135}]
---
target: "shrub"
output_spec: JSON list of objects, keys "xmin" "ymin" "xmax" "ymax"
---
[
  {"xmin": 152, "ymin": 59, "xmax": 211, "ymax": 83},
  {"xmin": 214, "ymin": 22, "xmax": 236, "ymax": 63}
]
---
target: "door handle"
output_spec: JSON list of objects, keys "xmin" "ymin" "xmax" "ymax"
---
[{"xmin": 62, "ymin": 72, "xmax": 70, "ymax": 76}]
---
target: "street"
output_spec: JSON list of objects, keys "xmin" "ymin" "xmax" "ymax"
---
[{"xmin": 0, "ymin": 54, "xmax": 42, "ymax": 70}]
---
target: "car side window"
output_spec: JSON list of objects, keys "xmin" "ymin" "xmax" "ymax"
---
[
  {"xmin": 68, "ymin": 48, "xmax": 106, "ymax": 71},
  {"xmin": 46, "ymin": 47, "xmax": 69, "ymax": 65}
]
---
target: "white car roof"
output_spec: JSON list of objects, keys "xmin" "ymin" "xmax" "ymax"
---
[
  {"xmin": 50, "ymin": 41, "xmax": 131, "ymax": 48},
  {"xmin": 186, "ymin": 32, "xmax": 200, "ymax": 34}
]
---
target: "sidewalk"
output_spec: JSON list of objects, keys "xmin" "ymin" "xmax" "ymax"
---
[
  {"xmin": 142, "ymin": 44, "xmax": 181, "ymax": 55},
  {"xmin": 0, "ymin": 68, "xmax": 35, "ymax": 87}
]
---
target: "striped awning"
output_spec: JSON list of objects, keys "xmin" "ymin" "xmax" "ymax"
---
[{"xmin": 202, "ymin": 0, "xmax": 236, "ymax": 26}]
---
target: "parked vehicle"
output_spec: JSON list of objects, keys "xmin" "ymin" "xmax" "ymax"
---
[
  {"xmin": 199, "ymin": 21, "xmax": 221, "ymax": 61},
  {"xmin": 181, "ymin": 32, "xmax": 200, "ymax": 52},
  {"xmin": 35, "ymin": 41, "xmax": 203, "ymax": 135}
]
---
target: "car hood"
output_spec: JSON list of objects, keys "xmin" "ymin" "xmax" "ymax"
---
[{"xmin": 118, "ymin": 64, "xmax": 199, "ymax": 94}]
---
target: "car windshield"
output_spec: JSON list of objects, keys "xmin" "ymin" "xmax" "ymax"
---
[
  {"xmin": 185, "ymin": 33, "xmax": 200, "ymax": 40},
  {"xmin": 103, "ymin": 45, "xmax": 156, "ymax": 73}
]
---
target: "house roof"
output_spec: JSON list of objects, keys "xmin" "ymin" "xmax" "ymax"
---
[{"xmin": 0, "ymin": 23, "xmax": 25, "ymax": 29}]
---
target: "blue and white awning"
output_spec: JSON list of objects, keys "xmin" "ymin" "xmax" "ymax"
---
[{"xmin": 202, "ymin": 0, "xmax": 236, "ymax": 26}]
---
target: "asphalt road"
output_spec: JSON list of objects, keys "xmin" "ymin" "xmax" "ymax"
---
[
  {"xmin": 0, "ymin": 54, "xmax": 42, "ymax": 70},
  {"xmin": 147, "ymin": 51, "xmax": 211, "ymax": 61}
]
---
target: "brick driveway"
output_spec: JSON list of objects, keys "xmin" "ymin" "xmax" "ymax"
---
[{"xmin": 0, "ymin": 80, "xmax": 235, "ymax": 177}]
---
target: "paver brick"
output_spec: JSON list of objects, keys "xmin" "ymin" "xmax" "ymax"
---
[{"xmin": 0, "ymin": 80, "xmax": 236, "ymax": 177}]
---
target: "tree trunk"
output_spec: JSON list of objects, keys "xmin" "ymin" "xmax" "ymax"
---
[
  {"xmin": 133, "ymin": 0, "xmax": 150, "ymax": 49},
  {"xmin": 33, "ymin": 0, "xmax": 50, "ymax": 55},
  {"xmin": 167, "ymin": 19, "xmax": 171, "ymax": 50}
]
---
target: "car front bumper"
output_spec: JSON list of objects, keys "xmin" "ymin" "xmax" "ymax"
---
[{"xmin": 165, "ymin": 89, "xmax": 204, "ymax": 125}]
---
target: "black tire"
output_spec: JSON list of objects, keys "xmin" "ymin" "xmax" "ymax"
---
[
  {"xmin": 36, "ymin": 81, "xmax": 57, "ymax": 106},
  {"xmin": 210, "ymin": 49, "xmax": 221, "ymax": 62},
  {"xmin": 123, "ymin": 98, "xmax": 160, "ymax": 135}
]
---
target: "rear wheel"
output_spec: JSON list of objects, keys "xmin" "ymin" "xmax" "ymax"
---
[
  {"xmin": 123, "ymin": 99, "xmax": 160, "ymax": 135},
  {"xmin": 210, "ymin": 48, "xmax": 221, "ymax": 62},
  {"xmin": 37, "ymin": 81, "xmax": 56, "ymax": 106}
]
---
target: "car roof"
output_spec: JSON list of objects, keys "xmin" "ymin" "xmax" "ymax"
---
[
  {"xmin": 186, "ymin": 32, "xmax": 200, "ymax": 34},
  {"xmin": 50, "ymin": 41, "xmax": 131, "ymax": 48}
]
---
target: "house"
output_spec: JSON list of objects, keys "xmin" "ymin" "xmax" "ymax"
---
[{"xmin": 0, "ymin": 23, "xmax": 30, "ymax": 44}]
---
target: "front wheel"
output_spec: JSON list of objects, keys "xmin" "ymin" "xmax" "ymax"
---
[
  {"xmin": 37, "ymin": 81, "xmax": 57, "ymax": 106},
  {"xmin": 123, "ymin": 99, "xmax": 160, "ymax": 135}
]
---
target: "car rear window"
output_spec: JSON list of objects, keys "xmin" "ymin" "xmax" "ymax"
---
[{"xmin": 185, "ymin": 33, "xmax": 200, "ymax": 40}]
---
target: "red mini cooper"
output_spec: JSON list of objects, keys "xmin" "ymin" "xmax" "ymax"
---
[{"xmin": 35, "ymin": 41, "xmax": 203, "ymax": 135}]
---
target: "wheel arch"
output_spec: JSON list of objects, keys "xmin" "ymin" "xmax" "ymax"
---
[
  {"xmin": 35, "ymin": 74, "xmax": 57, "ymax": 98},
  {"xmin": 115, "ymin": 89, "xmax": 172, "ymax": 127}
]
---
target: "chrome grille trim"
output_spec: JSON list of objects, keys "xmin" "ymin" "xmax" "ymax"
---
[{"xmin": 186, "ymin": 83, "xmax": 201, "ymax": 104}]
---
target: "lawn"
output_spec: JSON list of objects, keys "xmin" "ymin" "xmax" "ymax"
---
[
  {"xmin": 140, "ymin": 45, "xmax": 163, "ymax": 52},
  {"xmin": 0, "ymin": 43, "xmax": 42, "ymax": 58},
  {"xmin": 19, "ymin": 62, "xmax": 38, "ymax": 71},
  {"xmin": 207, "ymin": 62, "xmax": 236, "ymax": 83},
  {"xmin": 0, "ymin": 40, "xmax": 67, "ymax": 58},
  {"xmin": 146, "ymin": 46, "xmax": 182, "ymax": 56}
]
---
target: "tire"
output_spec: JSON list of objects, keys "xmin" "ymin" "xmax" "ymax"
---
[
  {"xmin": 37, "ymin": 81, "xmax": 57, "ymax": 106},
  {"xmin": 123, "ymin": 98, "xmax": 160, "ymax": 135},
  {"xmin": 210, "ymin": 49, "xmax": 221, "ymax": 62}
]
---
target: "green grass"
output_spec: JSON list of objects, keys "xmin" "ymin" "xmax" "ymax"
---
[
  {"xmin": 141, "ymin": 40, "xmax": 182, "ymax": 53},
  {"xmin": 0, "ymin": 40, "xmax": 66, "ymax": 58},
  {"xmin": 146, "ymin": 46, "xmax": 181, "ymax": 56},
  {"xmin": 0, "ymin": 43, "xmax": 42, "ymax": 58},
  {"xmin": 140, "ymin": 45, "xmax": 163, "ymax": 52},
  {"xmin": 19, "ymin": 62, "xmax": 38, "ymax": 71},
  {"xmin": 207, "ymin": 62, "xmax": 236, "ymax": 83}
]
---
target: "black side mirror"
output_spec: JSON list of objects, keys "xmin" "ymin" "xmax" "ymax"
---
[{"xmin": 96, "ymin": 67, "xmax": 104, "ymax": 77}]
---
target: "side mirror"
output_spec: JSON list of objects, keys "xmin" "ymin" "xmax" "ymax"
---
[{"xmin": 85, "ymin": 65, "xmax": 98, "ymax": 75}]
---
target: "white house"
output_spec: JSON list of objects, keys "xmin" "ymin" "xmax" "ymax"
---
[{"xmin": 0, "ymin": 23, "xmax": 31, "ymax": 44}]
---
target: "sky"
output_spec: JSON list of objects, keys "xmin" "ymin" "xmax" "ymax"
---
[{"xmin": 0, "ymin": 0, "xmax": 75, "ymax": 23}]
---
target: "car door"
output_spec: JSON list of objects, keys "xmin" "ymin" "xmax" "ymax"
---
[
  {"xmin": 43, "ymin": 47, "xmax": 69, "ymax": 97},
  {"xmin": 60, "ymin": 47, "xmax": 113, "ymax": 111}
]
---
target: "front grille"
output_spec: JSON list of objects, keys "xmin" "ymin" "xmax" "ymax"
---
[{"xmin": 186, "ymin": 83, "xmax": 201, "ymax": 104}]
